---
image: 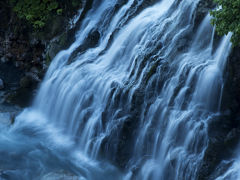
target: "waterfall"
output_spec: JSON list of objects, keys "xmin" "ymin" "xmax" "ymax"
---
[{"xmin": 0, "ymin": 0, "xmax": 235, "ymax": 179}]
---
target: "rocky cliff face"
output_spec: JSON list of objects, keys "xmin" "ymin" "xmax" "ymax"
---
[
  {"xmin": 0, "ymin": 0, "xmax": 88, "ymax": 107},
  {"xmin": 193, "ymin": 2, "xmax": 240, "ymax": 179},
  {"xmin": 195, "ymin": 45, "xmax": 240, "ymax": 180}
]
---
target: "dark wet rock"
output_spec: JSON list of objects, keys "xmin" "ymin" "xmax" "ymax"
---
[
  {"xmin": 45, "ymin": 0, "xmax": 98, "ymax": 63},
  {"xmin": 68, "ymin": 29, "xmax": 101, "ymax": 63},
  {"xmin": 87, "ymin": 30, "xmax": 101, "ymax": 47},
  {"xmin": 0, "ymin": 79, "xmax": 4, "ymax": 90},
  {"xmin": 5, "ymin": 87, "xmax": 38, "ymax": 107},
  {"xmin": 20, "ymin": 73, "xmax": 40, "ymax": 89},
  {"xmin": 222, "ymin": 47, "xmax": 240, "ymax": 115},
  {"xmin": 0, "ymin": 55, "xmax": 40, "ymax": 107},
  {"xmin": 3, "ymin": 72, "xmax": 41, "ymax": 107},
  {"xmin": 197, "ymin": 46, "xmax": 240, "ymax": 180},
  {"xmin": 46, "ymin": 29, "xmax": 76, "ymax": 62},
  {"xmin": 194, "ymin": 0, "xmax": 216, "ymax": 30},
  {"xmin": 0, "ymin": 56, "xmax": 8, "ymax": 63},
  {"xmin": 196, "ymin": 0, "xmax": 215, "ymax": 15},
  {"xmin": 224, "ymin": 128, "xmax": 240, "ymax": 147},
  {"xmin": 0, "ymin": 61, "xmax": 24, "ymax": 90},
  {"xmin": 197, "ymin": 111, "xmax": 240, "ymax": 179},
  {"xmin": 72, "ymin": 0, "xmax": 94, "ymax": 33},
  {"xmin": 0, "ymin": 1, "xmax": 87, "ymax": 107}
]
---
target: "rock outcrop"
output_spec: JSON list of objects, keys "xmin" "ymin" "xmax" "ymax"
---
[
  {"xmin": 0, "ymin": 0, "xmax": 88, "ymax": 107},
  {"xmin": 197, "ymin": 46, "xmax": 240, "ymax": 179}
]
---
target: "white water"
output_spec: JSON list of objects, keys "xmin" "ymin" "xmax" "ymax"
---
[{"xmin": 0, "ymin": 0, "xmax": 235, "ymax": 179}]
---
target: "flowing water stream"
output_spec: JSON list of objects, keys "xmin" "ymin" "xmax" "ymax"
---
[{"xmin": 0, "ymin": 0, "xmax": 236, "ymax": 179}]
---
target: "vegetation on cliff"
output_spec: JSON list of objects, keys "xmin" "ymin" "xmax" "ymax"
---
[
  {"xmin": 211, "ymin": 0, "xmax": 240, "ymax": 46},
  {"xmin": 8, "ymin": 0, "xmax": 82, "ymax": 29}
]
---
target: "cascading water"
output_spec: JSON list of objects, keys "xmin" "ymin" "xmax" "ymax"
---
[{"xmin": 0, "ymin": 0, "xmax": 236, "ymax": 179}]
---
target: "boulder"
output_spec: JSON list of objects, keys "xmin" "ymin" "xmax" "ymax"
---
[{"xmin": 20, "ymin": 73, "xmax": 40, "ymax": 89}]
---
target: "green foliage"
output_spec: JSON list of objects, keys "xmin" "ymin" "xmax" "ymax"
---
[
  {"xmin": 9, "ymin": 0, "xmax": 62, "ymax": 29},
  {"xmin": 57, "ymin": 8, "xmax": 63, "ymax": 15},
  {"xmin": 210, "ymin": 0, "xmax": 240, "ymax": 46},
  {"xmin": 72, "ymin": 0, "xmax": 79, "ymax": 7}
]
